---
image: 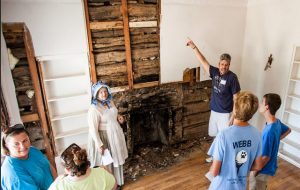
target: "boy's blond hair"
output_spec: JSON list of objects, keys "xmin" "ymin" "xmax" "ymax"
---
[{"xmin": 234, "ymin": 91, "xmax": 258, "ymax": 122}]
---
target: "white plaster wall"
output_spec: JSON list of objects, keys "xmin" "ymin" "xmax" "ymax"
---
[
  {"xmin": 1, "ymin": 0, "xmax": 88, "ymax": 56},
  {"xmin": 241, "ymin": 0, "xmax": 300, "ymax": 128},
  {"xmin": 160, "ymin": 0, "xmax": 247, "ymax": 83}
]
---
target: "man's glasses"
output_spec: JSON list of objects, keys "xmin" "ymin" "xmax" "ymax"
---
[{"xmin": 61, "ymin": 143, "xmax": 81, "ymax": 163}]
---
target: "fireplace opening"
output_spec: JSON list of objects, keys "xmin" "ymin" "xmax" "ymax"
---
[{"xmin": 130, "ymin": 108, "xmax": 170, "ymax": 149}]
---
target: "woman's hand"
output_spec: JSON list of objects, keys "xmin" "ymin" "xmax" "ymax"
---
[
  {"xmin": 99, "ymin": 146, "xmax": 106, "ymax": 155},
  {"xmin": 117, "ymin": 115, "xmax": 125, "ymax": 124}
]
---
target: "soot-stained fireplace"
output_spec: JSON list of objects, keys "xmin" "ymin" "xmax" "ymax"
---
[
  {"xmin": 114, "ymin": 80, "xmax": 212, "ymax": 154},
  {"xmin": 130, "ymin": 108, "xmax": 171, "ymax": 147}
]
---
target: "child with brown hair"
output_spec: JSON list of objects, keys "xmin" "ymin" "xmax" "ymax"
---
[{"xmin": 207, "ymin": 91, "xmax": 262, "ymax": 190}]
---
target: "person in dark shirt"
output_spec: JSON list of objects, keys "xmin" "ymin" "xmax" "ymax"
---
[{"xmin": 187, "ymin": 38, "xmax": 241, "ymax": 163}]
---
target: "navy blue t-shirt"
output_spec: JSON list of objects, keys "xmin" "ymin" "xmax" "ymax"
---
[{"xmin": 209, "ymin": 65, "xmax": 240, "ymax": 113}]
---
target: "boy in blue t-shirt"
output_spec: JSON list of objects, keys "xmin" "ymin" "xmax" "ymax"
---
[
  {"xmin": 249, "ymin": 93, "xmax": 291, "ymax": 190},
  {"xmin": 207, "ymin": 91, "xmax": 262, "ymax": 190}
]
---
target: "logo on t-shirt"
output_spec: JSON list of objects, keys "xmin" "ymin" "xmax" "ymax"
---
[{"xmin": 235, "ymin": 150, "xmax": 248, "ymax": 174}]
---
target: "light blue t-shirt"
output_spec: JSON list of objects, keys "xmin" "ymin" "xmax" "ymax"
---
[
  {"xmin": 260, "ymin": 119, "xmax": 289, "ymax": 176},
  {"xmin": 207, "ymin": 125, "xmax": 262, "ymax": 190},
  {"xmin": 1, "ymin": 146, "xmax": 53, "ymax": 190}
]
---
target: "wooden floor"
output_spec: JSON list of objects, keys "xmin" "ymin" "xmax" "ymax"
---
[{"xmin": 123, "ymin": 150, "xmax": 300, "ymax": 190}]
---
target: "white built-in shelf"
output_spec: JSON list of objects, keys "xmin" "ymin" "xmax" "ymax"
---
[
  {"xmin": 48, "ymin": 93, "xmax": 88, "ymax": 102},
  {"xmin": 57, "ymin": 143, "xmax": 88, "ymax": 156},
  {"xmin": 294, "ymin": 60, "xmax": 300, "ymax": 64},
  {"xmin": 278, "ymin": 150, "xmax": 300, "ymax": 168},
  {"xmin": 290, "ymin": 77, "xmax": 300, "ymax": 82},
  {"xmin": 51, "ymin": 110, "xmax": 88, "ymax": 121},
  {"xmin": 44, "ymin": 73, "xmax": 86, "ymax": 82},
  {"xmin": 55, "ymin": 127, "xmax": 89, "ymax": 140},
  {"xmin": 287, "ymin": 124, "xmax": 300, "ymax": 134},
  {"xmin": 281, "ymin": 138, "xmax": 300, "ymax": 150},
  {"xmin": 284, "ymin": 109, "xmax": 300, "ymax": 116},
  {"xmin": 287, "ymin": 94, "xmax": 300, "ymax": 101}
]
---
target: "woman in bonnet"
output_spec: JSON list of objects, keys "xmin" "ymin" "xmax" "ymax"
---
[{"xmin": 87, "ymin": 81, "xmax": 128, "ymax": 188}]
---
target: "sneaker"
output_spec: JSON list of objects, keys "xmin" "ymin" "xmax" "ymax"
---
[{"xmin": 205, "ymin": 157, "xmax": 213, "ymax": 163}]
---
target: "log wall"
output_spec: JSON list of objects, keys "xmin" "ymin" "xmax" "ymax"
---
[
  {"xmin": 2, "ymin": 23, "xmax": 49, "ymax": 152},
  {"xmin": 86, "ymin": 0, "xmax": 160, "ymax": 87},
  {"xmin": 2, "ymin": 26, "xmax": 37, "ymax": 117}
]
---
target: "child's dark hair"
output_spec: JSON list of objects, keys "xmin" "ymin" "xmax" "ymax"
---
[{"xmin": 263, "ymin": 93, "xmax": 281, "ymax": 115}]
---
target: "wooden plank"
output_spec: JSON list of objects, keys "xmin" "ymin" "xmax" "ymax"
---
[
  {"xmin": 92, "ymin": 29, "xmax": 124, "ymax": 38},
  {"xmin": 133, "ymin": 59, "xmax": 159, "ymax": 71},
  {"xmin": 10, "ymin": 48, "xmax": 27, "ymax": 59},
  {"xmin": 21, "ymin": 113, "xmax": 39, "ymax": 123},
  {"xmin": 96, "ymin": 63, "xmax": 127, "ymax": 75},
  {"xmin": 133, "ymin": 81, "xmax": 159, "ymax": 89},
  {"xmin": 131, "ymin": 33, "xmax": 158, "ymax": 44},
  {"xmin": 122, "ymin": 0, "xmax": 134, "ymax": 89},
  {"xmin": 2, "ymin": 22, "xmax": 25, "ymax": 32},
  {"xmin": 2, "ymin": 32, "xmax": 24, "ymax": 48},
  {"xmin": 129, "ymin": 21, "xmax": 157, "ymax": 28},
  {"xmin": 92, "ymin": 33, "xmax": 158, "ymax": 48},
  {"xmin": 132, "ymin": 47, "xmax": 159, "ymax": 60},
  {"xmin": 183, "ymin": 101, "xmax": 210, "ymax": 116},
  {"xmin": 182, "ymin": 111, "xmax": 210, "ymax": 127},
  {"xmin": 88, "ymin": 5, "xmax": 122, "ymax": 21},
  {"xmin": 183, "ymin": 88, "xmax": 211, "ymax": 103},
  {"xmin": 23, "ymin": 25, "xmax": 57, "ymax": 177},
  {"xmin": 84, "ymin": 0, "xmax": 97, "ymax": 83},
  {"xmin": 90, "ymin": 21, "xmax": 124, "ymax": 30},
  {"xmin": 93, "ymin": 45, "xmax": 125, "ymax": 53},
  {"xmin": 128, "ymin": 4, "xmax": 157, "ymax": 21},
  {"xmin": 17, "ymin": 94, "xmax": 34, "ymax": 107},
  {"xmin": 12, "ymin": 65, "xmax": 30, "ymax": 77},
  {"xmin": 93, "ymin": 36, "xmax": 125, "ymax": 48},
  {"xmin": 95, "ymin": 51, "xmax": 126, "ymax": 64},
  {"xmin": 183, "ymin": 123, "xmax": 208, "ymax": 138},
  {"xmin": 98, "ymin": 74, "xmax": 128, "ymax": 87},
  {"xmin": 130, "ymin": 27, "xmax": 158, "ymax": 35}
]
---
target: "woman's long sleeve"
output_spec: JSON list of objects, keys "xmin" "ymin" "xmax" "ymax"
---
[{"xmin": 87, "ymin": 107, "xmax": 103, "ymax": 149}]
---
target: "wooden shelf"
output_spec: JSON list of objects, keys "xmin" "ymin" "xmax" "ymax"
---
[
  {"xmin": 287, "ymin": 94, "xmax": 300, "ymax": 101},
  {"xmin": 21, "ymin": 113, "xmax": 39, "ymax": 123},
  {"xmin": 48, "ymin": 93, "xmax": 88, "ymax": 102},
  {"xmin": 51, "ymin": 110, "xmax": 88, "ymax": 121},
  {"xmin": 55, "ymin": 127, "xmax": 88, "ymax": 140},
  {"xmin": 284, "ymin": 109, "xmax": 300, "ymax": 116},
  {"xmin": 44, "ymin": 73, "xmax": 86, "ymax": 82}
]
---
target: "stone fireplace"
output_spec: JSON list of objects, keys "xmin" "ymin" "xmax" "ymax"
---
[{"xmin": 113, "ymin": 80, "xmax": 212, "ymax": 154}]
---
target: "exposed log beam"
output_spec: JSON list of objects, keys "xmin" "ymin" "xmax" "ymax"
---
[
  {"xmin": 90, "ymin": 21, "xmax": 157, "ymax": 30},
  {"xmin": 122, "ymin": 0, "xmax": 134, "ymax": 89},
  {"xmin": 129, "ymin": 21, "xmax": 157, "ymax": 28},
  {"xmin": 90, "ymin": 21, "xmax": 124, "ymax": 30},
  {"xmin": 84, "ymin": 0, "xmax": 97, "ymax": 83},
  {"xmin": 21, "ymin": 113, "xmax": 39, "ymax": 123}
]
